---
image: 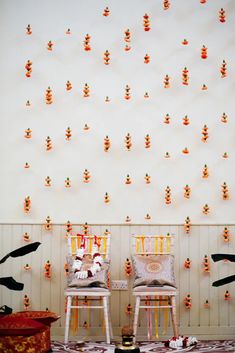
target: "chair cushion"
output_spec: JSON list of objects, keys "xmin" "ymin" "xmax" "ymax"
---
[
  {"xmin": 133, "ymin": 285, "xmax": 177, "ymax": 293},
  {"xmin": 66, "ymin": 256, "xmax": 110, "ymax": 289},
  {"xmin": 131, "ymin": 254, "xmax": 176, "ymax": 288}
]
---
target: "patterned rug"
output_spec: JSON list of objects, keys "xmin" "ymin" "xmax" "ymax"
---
[{"xmin": 51, "ymin": 340, "xmax": 235, "ymax": 353}]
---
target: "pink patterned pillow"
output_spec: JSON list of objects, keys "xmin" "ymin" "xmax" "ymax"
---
[{"xmin": 131, "ymin": 255, "xmax": 176, "ymax": 288}]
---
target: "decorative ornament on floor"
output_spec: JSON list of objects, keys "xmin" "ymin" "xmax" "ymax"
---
[
  {"xmin": 184, "ymin": 294, "xmax": 192, "ymax": 309},
  {"xmin": 104, "ymin": 135, "xmax": 111, "ymax": 152},
  {"xmin": 165, "ymin": 336, "xmax": 197, "ymax": 349},
  {"xmin": 202, "ymin": 204, "xmax": 210, "ymax": 215},
  {"xmin": 23, "ymin": 263, "xmax": 31, "ymax": 271},
  {"xmin": 125, "ymin": 258, "xmax": 132, "ymax": 277},
  {"xmin": 182, "ymin": 67, "xmax": 189, "ymax": 85},
  {"xmin": 144, "ymin": 53, "xmax": 150, "ymax": 64},
  {"xmin": 145, "ymin": 134, "xmax": 151, "ymax": 148},
  {"xmin": 24, "ymin": 294, "xmax": 30, "ymax": 310},
  {"xmin": 47, "ymin": 40, "xmax": 53, "ymax": 51},
  {"xmin": 184, "ymin": 258, "xmax": 191, "ymax": 269},
  {"xmin": 202, "ymin": 164, "xmax": 209, "ymax": 178},
  {"xmin": 163, "ymin": 0, "xmax": 170, "ymax": 10},
  {"xmin": 104, "ymin": 50, "xmax": 110, "ymax": 65},
  {"xmin": 103, "ymin": 6, "xmax": 110, "ymax": 17},
  {"xmin": 25, "ymin": 60, "xmax": 32, "ymax": 77},
  {"xmin": 221, "ymin": 182, "xmax": 229, "ymax": 200},
  {"xmin": 182, "ymin": 115, "xmax": 190, "ymax": 125},
  {"xmin": 164, "ymin": 74, "xmax": 170, "ymax": 88},
  {"xmin": 220, "ymin": 60, "xmax": 227, "ymax": 78},
  {"xmin": 104, "ymin": 192, "xmax": 110, "ymax": 203},
  {"xmin": 184, "ymin": 216, "xmax": 191, "ymax": 234},
  {"xmin": 65, "ymin": 177, "xmax": 71, "ymax": 188},
  {"xmin": 65, "ymin": 127, "xmax": 72, "ymax": 140},
  {"xmin": 25, "ymin": 128, "xmax": 32, "ymax": 139},
  {"xmin": 26, "ymin": 24, "xmax": 32, "ymax": 35},
  {"xmin": 184, "ymin": 184, "xmax": 191, "ymax": 199},
  {"xmin": 201, "ymin": 45, "xmax": 207, "ymax": 59},
  {"xmin": 182, "ymin": 38, "xmax": 188, "ymax": 45},
  {"xmin": 125, "ymin": 85, "xmax": 131, "ymax": 100},
  {"xmin": 66, "ymin": 221, "xmax": 72, "ymax": 235},
  {"xmin": 164, "ymin": 113, "xmax": 171, "ymax": 124},
  {"xmin": 46, "ymin": 136, "xmax": 52, "ymax": 151},
  {"xmin": 44, "ymin": 260, "xmax": 52, "ymax": 279},
  {"xmin": 83, "ymin": 83, "xmax": 90, "ymax": 97},
  {"xmin": 165, "ymin": 186, "xmax": 171, "ymax": 204},
  {"xmin": 222, "ymin": 227, "xmax": 231, "ymax": 242},
  {"xmin": 23, "ymin": 232, "xmax": 30, "ymax": 242},
  {"xmin": 124, "ymin": 174, "xmax": 131, "ymax": 185},
  {"xmin": 143, "ymin": 13, "xmax": 150, "ymax": 31},
  {"xmin": 44, "ymin": 216, "xmax": 52, "ymax": 231},
  {"xmin": 83, "ymin": 169, "xmax": 91, "ymax": 183},
  {"xmin": 24, "ymin": 196, "xmax": 31, "ymax": 213},
  {"xmin": 182, "ymin": 147, "xmax": 189, "ymax": 154},
  {"xmin": 24, "ymin": 162, "xmax": 30, "ymax": 169},
  {"xmin": 221, "ymin": 112, "xmax": 228, "ymax": 123},
  {"xmin": 219, "ymin": 8, "xmax": 226, "ymax": 23},
  {"xmin": 201, "ymin": 124, "xmax": 209, "ymax": 142},
  {"xmin": 45, "ymin": 176, "xmax": 52, "ymax": 187},
  {"xmin": 66, "ymin": 80, "xmax": 72, "ymax": 91},
  {"xmin": 45, "ymin": 86, "xmax": 53, "ymax": 104},
  {"xmin": 145, "ymin": 173, "xmax": 151, "ymax": 184},
  {"xmin": 84, "ymin": 33, "xmax": 91, "ymax": 51},
  {"xmin": 203, "ymin": 255, "xmax": 210, "ymax": 273},
  {"xmin": 125, "ymin": 304, "xmax": 133, "ymax": 315},
  {"xmin": 125, "ymin": 133, "xmax": 132, "ymax": 150}
]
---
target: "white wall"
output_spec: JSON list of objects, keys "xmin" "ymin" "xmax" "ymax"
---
[{"xmin": 0, "ymin": 0, "xmax": 235, "ymax": 224}]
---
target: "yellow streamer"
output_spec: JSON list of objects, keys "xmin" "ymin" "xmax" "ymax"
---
[
  {"xmin": 166, "ymin": 234, "xmax": 171, "ymax": 253},
  {"xmin": 159, "ymin": 236, "xmax": 163, "ymax": 254},
  {"xmin": 103, "ymin": 237, "xmax": 107, "ymax": 256},
  {"xmin": 141, "ymin": 236, "xmax": 145, "ymax": 252},
  {"xmin": 71, "ymin": 297, "xmax": 79, "ymax": 335},
  {"xmin": 89, "ymin": 237, "xmax": 93, "ymax": 253},
  {"xmin": 154, "ymin": 237, "xmax": 158, "ymax": 254},
  {"xmin": 163, "ymin": 303, "xmax": 169, "ymax": 335},
  {"xmin": 136, "ymin": 237, "xmax": 140, "ymax": 253}
]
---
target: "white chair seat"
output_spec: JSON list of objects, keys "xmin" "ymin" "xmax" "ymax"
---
[
  {"xmin": 133, "ymin": 285, "xmax": 177, "ymax": 293},
  {"xmin": 65, "ymin": 287, "xmax": 110, "ymax": 294}
]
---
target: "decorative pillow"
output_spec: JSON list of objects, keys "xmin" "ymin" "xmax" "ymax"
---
[
  {"xmin": 66, "ymin": 256, "xmax": 110, "ymax": 288},
  {"xmin": 131, "ymin": 254, "xmax": 176, "ymax": 288},
  {"xmin": 0, "ymin": 316, "xmax": 46, "ymax": 336}
]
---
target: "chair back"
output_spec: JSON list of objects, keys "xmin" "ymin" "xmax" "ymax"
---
[
  {"xmin": 132, "ymin": 234, "xmax": 174, "ymax": 255},
  {"xmin": 67, "ymin": 233, "xmax": 111, "ymax": 261}
]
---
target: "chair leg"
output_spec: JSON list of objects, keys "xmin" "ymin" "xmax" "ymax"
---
[
  {"xmin": 64, "ymin": 295, "xmax": 72, "ymax": 344},
  {"xmin": 170, "ymin": 296, "xmax": 179, "ymax": 337},
  {"xmin": 103, "ymin": 297, "xmax": 110, "ymax": 344},
  {"xmin": 107, "ymin": 297, "xmax": 113, "ymax": 339},
  {"xmin": 133, "ymin": 296, "xmax": 140, "ymax": 343}
]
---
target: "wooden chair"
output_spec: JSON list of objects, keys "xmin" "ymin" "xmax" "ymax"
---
[
  {"xmin": 132, "ymin": 234, "xmax": 178, "ymax": 342},
  {"xmin": 64, "ymin": 234, "xmax": 112, "ymax": 344}
]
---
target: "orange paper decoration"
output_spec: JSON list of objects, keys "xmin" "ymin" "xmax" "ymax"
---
[
  {"xmin": 201, "ymin": 84, "xmax": 208, "ymax": 90},
  {"xmin": 202, "ymin": 164, "xmax": 209, "ymax": 178},
  {"xmin": 219, "ymin": 8, "xmax": 226, "ymax": 23},
  {"xmin": 144, "ymin": 53, "xmax": 150, "ymax": 64},
  {"xmin": 24, "ymin": 196, "xmax": 31, "ymax": 213},
  {"xmin": 65, "ymin": 127, "xmax": 72, "ymax": 140},
  {"xmin": 164, "ymin": 74, "xmax": 170, "ymax": 88},
  {"xmin": 26, "ymin": 24, "xmax": 32, "ymax": 35},
  {"xmin": 184, "ymin": 295, "xmax": 192, "ymax": 309},
  {"xmin": 221, "ymin": 112, "xmax": 228, "ymax": 123},
  {"xmin": 24, "ymin": 128, "xmax": 32, "ymax": 139},
  {"xmin": 103, "ymin": 6, "xmax": 110, "ymax": 16},
  {"xmin": 165, "ymin": 186, "xmax": 171, "ymax": 204},
  {"xmin": 125, "ymin": 303, "xmax": 133, "ymax": 315},
  {"xmin": 222, "ymin": 227, "xmax": 231, "ymax": 242},
  {"xmin": 83, "ymin": 124, "xmax": 90, "ymax": 131},
  {"xmin": 202, "ymin": 204, "xmax": 210, "ymax": 215},
  {"xmin": 220, "ymin": 60, "xmax": 227, "ymax": 78},
  {"xmin": 25, "ymin": 60, "xmax": 32, "ymax": 77},
  {"xmin": 66, "ymin": 80, "xmax": 72, "ymax": 91},
  {"xmin": 104, "ymin": 135, "xmax": 111, "ymax": 152},
  {"xmin": 184, "ymin": 217, "xmax": 191, "ymax": 234},
  {"xmin": 124, "ymin": 85, "xmax": 131, "ymax": 100},
  {"xmin": 145, "ymin": 134, "xmax": 151, "ymax": 148},
  {"xmin": 182, "ymin": 115, "xmax": 190, "ymax": 125},
  {"xmin": 125, "ymin": 174, "xmax": 132, "ymax": 185},
  {"xmin": 182, "ymin": 39, "xmax": 188, "ymax": 45},
  {"xmin": 125, "ymin": 133, "xmax": 132, "ymax": 150},
  {"xmin": 221, "ymin": 182, "xmax": 229, "ymax": 200},
  {"xmin": 143, "ymin": 13, "xmax": 150, "ymax": 31},
  {"xmin": 203, "ymin": 255, "xmax": 210, "ymax": 273},
  {"xmin": 47, "ymin": 40, "xmax": 53, "ymax": 51},
  {"xmin": 125, "ymin": 216, "xmax": 131, "ymax": 223},
  {"xmin": 66, "ymin": 28, "xmax": 71, "ymax": 35},
  {"xmin": 184, "ymin": 185, "xmax": 191, "ymax": 199},
  {"xmin": 222, "ymin": 152, "xmax": 229, "ymax": 159},
  {"xmin": 64, "ymin": 263, "xmax": 69, "ymax": 276},
  {"xmin": 26, "ymin": 100, "xmax": 31, "ymax": 107},
  {"xmin": 201, "ymin": 45, "xmax": 207, "ymax": 59},
  {"xmin": 201, "ymin": 125, "xmax": 209, "ymax": 142},
  {"xmin": 144, "ymin": 92, "xmax": 149, "ymax": 99},
  {"xmin": 104, "ymin": 192, "xmax": 110, "ymax": 203},
  {"xmin": 164, "ymin": 152, "xmax": 170, "ymax": 158},
  {"xmin": 45, "ymin": 176, "xmax": 52, "ymax": 187},
  {"xmin": 124, "ymin": 29, "xmax": 131, "ymax": 42},
  {"xmin": 44, "ymin": 260, "xmax": 52, "ymax": 278},
  {"xmin": 182, "ymin": 147, "xmax": 189, "ymax": 154},
  {"xmin": 164, "ymin": 114, "xmax": 171, "ymax": 124},
  {"xmin": 125, "ymin": 258, "xmax": 132, "ymax": 276},
  {"xmin": 23, "ymin": 232, "xmax": 30, "ymax": 242},
  {"xmin": 163, "ymin": 0, "xmax": 170, "ymax": 10},
  {"xmin": 65, "ymin": 177, "xmax": 71, "ymax": 188},
  {"xmin": 83, "ymin": 33, "xmax": 91, "ymax": 51},
  {"xmin": 184, "ymin": 258, "xmax": 191, "ymax": 269},
  {"xmin": 66, "ymin": 221, "xmax": 72, "ymax": 234},
  {"xmin": 44, "ymin": 216, "xmax": 52, "ymax": 231},
  {"xmin": 204, "ymin": 300, "xmax": 210, "ymax": 309},
  {"xmin": 24, "ymin": 264, "xmax": 31, "ymax": 271},
  {"xmin": 104, "ymin": 50, "xmax": 110, "ymax": 65},
  {"xmin": 46, "ymin": 136, "xmax": 52, "ymax": 151},
  {"xmin": 105, "ymin": 96, "xmax": 110, "ymax": 102},
  {"xmin": 24, "ymin": 295, "xmax": 30, "ymax": 310},
  {"xmin": 145, "ymin": 173, "xmax": 151, "ymax": 184},
  {"xmin": 45, "ymin": 87, "xmax": 53, "ymax": 104},
  {"xmin": 83, "ymin": 83, "xmax": 90, "ymax": 97},
  {"xmin": 83, "ymin": 169, "xmax": 90, "ymax": 183},
  {"xmin": 145, "ymin": 213, "xmax": 151, "ymax": 220},
  {"xmin": 182, "ymin": 67, "xmax": 189, "ymax": 85},
  {"xmin": 224, "ymin": 290, "xmax": 231, "ymax": 300}
]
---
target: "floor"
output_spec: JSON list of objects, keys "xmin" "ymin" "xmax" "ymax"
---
[{"xmin": 51, "ymin": 340, "xmax": 235, "ymax": 353}]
